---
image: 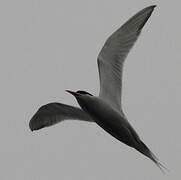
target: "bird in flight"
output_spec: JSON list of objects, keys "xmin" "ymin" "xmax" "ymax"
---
[{"xmin": 29, "ymin": 5, "xmax": 166, "ymax": 171}]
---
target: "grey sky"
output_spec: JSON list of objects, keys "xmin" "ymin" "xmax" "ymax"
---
[{"xmin": 0, "ymin": 0, "xmax": 180, "ymax": 179}]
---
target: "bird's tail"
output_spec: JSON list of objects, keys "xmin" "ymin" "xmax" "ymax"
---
[{"xmin": 135, "ymin": 140, "xmax": 167, "ymax": 173}]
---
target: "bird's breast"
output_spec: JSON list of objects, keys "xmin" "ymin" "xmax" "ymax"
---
[
  {"xmin": 78, "ymin": 97, "xmax": 136, "ymax": 147},
  {"xmin": 79, "ymin": 97, "xmax": 126, "ymax": 128}
]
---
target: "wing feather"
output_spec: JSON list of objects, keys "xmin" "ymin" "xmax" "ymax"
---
[
  {"xmin": 98, "ymin": 5, "xmax": 156, "ymax": 111},
  {"xmin": 29, "ymin": 103, "xmax": 93, "ymax": 131}
]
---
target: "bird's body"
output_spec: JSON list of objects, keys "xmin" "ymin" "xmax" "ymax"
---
[
  {"xmin": 77, "ymin": 96, "xmax": 138, "ymax": 147},
  {"xmin": 75, "ymin": 94, "xmax": 165, "ymax": 171},
  {"xmin": 29, "ymin": 5, "xmax": 166, "ymax": 171}
]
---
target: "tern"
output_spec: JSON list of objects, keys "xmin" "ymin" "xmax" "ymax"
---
[{"xmin": 29, "ymin": 5, "xmax": 166, "ymax": 171}]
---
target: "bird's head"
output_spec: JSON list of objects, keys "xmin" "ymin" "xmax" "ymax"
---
[
  {"xmin": 66, "ymin": 90, "xmax": 93, "ymax": 97},
  {"xmin": 66, "ymin": 90, "xmax": 94, "ymax": 111}
]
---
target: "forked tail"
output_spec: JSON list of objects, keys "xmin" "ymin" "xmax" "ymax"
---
[{"xmin": 135, "ymin": 140, "xmax": 167, "ymax": 173}]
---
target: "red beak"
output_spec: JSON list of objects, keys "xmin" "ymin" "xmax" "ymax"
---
[{"xmin": 66, "ymin": 90, "xmax": 79, "ymax": 96}]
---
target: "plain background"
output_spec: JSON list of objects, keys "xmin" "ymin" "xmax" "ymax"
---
[{"xmin": 0, "ymin": 0, "xmax": 180, "ymax": 179}]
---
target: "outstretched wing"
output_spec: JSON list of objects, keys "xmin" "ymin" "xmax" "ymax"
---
[
  {"xmin": 29, "ymin": 103, "xmax": 93, "ymax": 131},
  {"xmin": 98, "ymin": 5, "xmax": 156, "ymax": 111}
]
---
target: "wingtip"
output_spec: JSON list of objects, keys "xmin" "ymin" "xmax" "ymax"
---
[
  {"xmin": 141, "ymin": 5, "xmax": 156, "ymax": 15},
  {"xmin": 146, "ymin": 5, "xmax": 157, "ymax": 10},
  {"xmin": 150, "ymin": 5, "xmax": 157, "ymax": 12},
  {"xmin": 137, "ymin": 5, "xmax": 156, "ymax": 31},
  {"xmin": 29, "ymin": 119, "xmax": 34, "ymax": 131},
  {"xmin": 29, "ymin": 114, "xmax": 41, "ymax": 132},
  {"xmin": 151, "ymin": 5, "xmax": 157, "ymax": 8},
  {"xmin": 29, "ymin": 117, "xmax": 45, "ymax": 131}
]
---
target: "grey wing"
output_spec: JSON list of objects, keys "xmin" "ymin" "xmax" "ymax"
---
[
  {"xmin": 29, "ymin": 103, "xmax": 93, "ymax": 131},
  {"xmin": 98, "ymin": 5, "xmax": 156, "ymax": 111}
]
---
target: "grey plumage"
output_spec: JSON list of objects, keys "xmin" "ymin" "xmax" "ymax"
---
[
  {"xmin": 98, "ymin": 5, "xmax": 156, "ymax": 110},
  {"xmin": 29, "ymin": 5, "xmax": 166, "ymax": 172},
  {"xmin": 29, "ymin": 103, "xmax": 93, "ymax": 131}
]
